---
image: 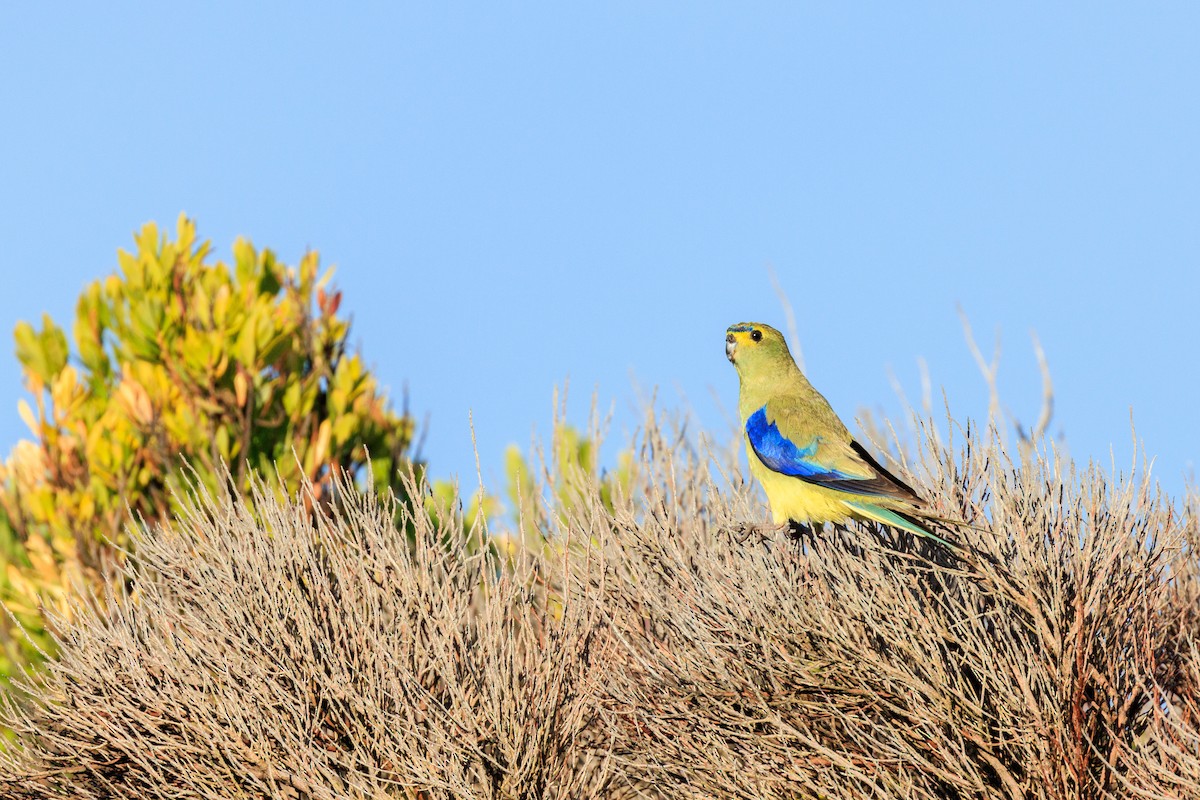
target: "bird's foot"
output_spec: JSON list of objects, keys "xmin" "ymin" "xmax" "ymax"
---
[
  {"xmin": 786, "ymin": 521, "xmax": 825, "ymax": 542},
  {"xmin": 727, "ymin": 522, "xmax": 788, "ymax": 544}
]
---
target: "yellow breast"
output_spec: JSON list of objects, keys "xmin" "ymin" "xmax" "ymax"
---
[{"xmin": 744, "ymin": 439, "xmax": 856, "ymax": 525}]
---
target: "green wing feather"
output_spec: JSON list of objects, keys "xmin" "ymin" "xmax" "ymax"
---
[{"xmin": 764, "ymin": 399, "xmax": 923, "ymax": 502}]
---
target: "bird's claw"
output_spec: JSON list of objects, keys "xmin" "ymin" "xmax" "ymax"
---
[{"xmin": 727, "ymin": 522, "xmax": 788, "ymax": 544}]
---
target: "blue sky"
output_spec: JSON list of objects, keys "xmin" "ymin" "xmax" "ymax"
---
[{"xmin": 1, "ymin": 5, "xmax": 1196, "ymax": 500}]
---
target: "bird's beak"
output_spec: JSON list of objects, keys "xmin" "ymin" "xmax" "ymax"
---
[{"xmin": 725, "ymin": 333, "xmax": 737, "ymax": 363}]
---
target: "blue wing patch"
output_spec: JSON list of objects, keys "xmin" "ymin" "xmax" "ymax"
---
[{"xmin": 745, "ymin": 406, "xmax": 859, "ymax": 481}]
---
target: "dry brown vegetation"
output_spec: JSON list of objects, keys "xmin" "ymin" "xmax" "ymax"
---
[{"xmin": 0, "ymin": 410, "xmax": 1197, "ymax": 799}]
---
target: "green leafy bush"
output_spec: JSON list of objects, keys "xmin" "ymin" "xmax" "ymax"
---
[{"xmin": 0, "ymin": 216, "xmax": 415, "ymax": 675}]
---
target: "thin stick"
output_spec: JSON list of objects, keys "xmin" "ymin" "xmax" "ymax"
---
[{"xmin": 768, "ymin": 263, "xmax": 804, "ymax": 372}]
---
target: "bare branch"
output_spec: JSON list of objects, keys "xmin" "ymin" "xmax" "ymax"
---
[
  {"xmin": 768, "ymin": 263, "xmax": 804, "ymax": 372},
  {"xmin": 1030, "ymin": 330, "xmax": 1054, "ymax": 441},
  {"xmin": 958, "ymin": 304, "xmax": 1005, "ymax": 445}
]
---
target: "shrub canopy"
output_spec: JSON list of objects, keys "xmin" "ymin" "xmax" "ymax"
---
[
  {"xmin": 0, "ymin": 413, "xmax": 1197, "ymax": 799},
  {"xmin": 0, "ymin": 216, "xmax": 415, "ymax": 674}
]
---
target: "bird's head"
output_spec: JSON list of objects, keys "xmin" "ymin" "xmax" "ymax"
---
[{"xmin": 725, "ymin": 322, "xmax": 793, "ymax": 375}]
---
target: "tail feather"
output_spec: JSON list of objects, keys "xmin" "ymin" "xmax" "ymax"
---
[
  {"xmin": 840, "ymin": 501, "xmax": 1015, "ymax": 587},
  {"xmin": 842, "ymin": 500, "xmax": 963, "ymax": 553}
]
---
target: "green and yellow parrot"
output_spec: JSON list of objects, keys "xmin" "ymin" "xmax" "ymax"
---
[{"xmin": 725, "ymin": 321, "xmax": 958, "ymax": 550}]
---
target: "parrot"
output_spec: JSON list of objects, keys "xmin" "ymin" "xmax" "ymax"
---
[{"xmin": 725, "ymin": 321, "xmax": 959, "ymax": 551}]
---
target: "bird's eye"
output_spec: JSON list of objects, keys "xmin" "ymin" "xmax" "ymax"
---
[{"xmin": 750, "ymin": 329, "xmax": 762, "ymax": 342}]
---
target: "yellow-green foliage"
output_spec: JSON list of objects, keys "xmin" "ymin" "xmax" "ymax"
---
[
  {"xmin": 0, "ymin": 216, "xmax": 415, "ymax": 676},
  {"xmin": 507, "ymin": 424, "xmax": 634, "ymax": 517},
  {"xmin": 416, "ymin": 423, "xmax": 632, "ymax": 569},
  {"xmin": 503, "ymin": 423, "xmax": 634, "ymax": 553}
]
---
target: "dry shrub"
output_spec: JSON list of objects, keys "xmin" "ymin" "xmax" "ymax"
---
[
  {"xmin": 576, "ymin": 418, "xmax": 1196, "ymax": 799},
  {"xmin": 0, "ymin": 412, "xmax": 1198, "ymax": 799},
  {"xmin": 0, "ymin": 477, "xmax": 618, "ymax": 799}
]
